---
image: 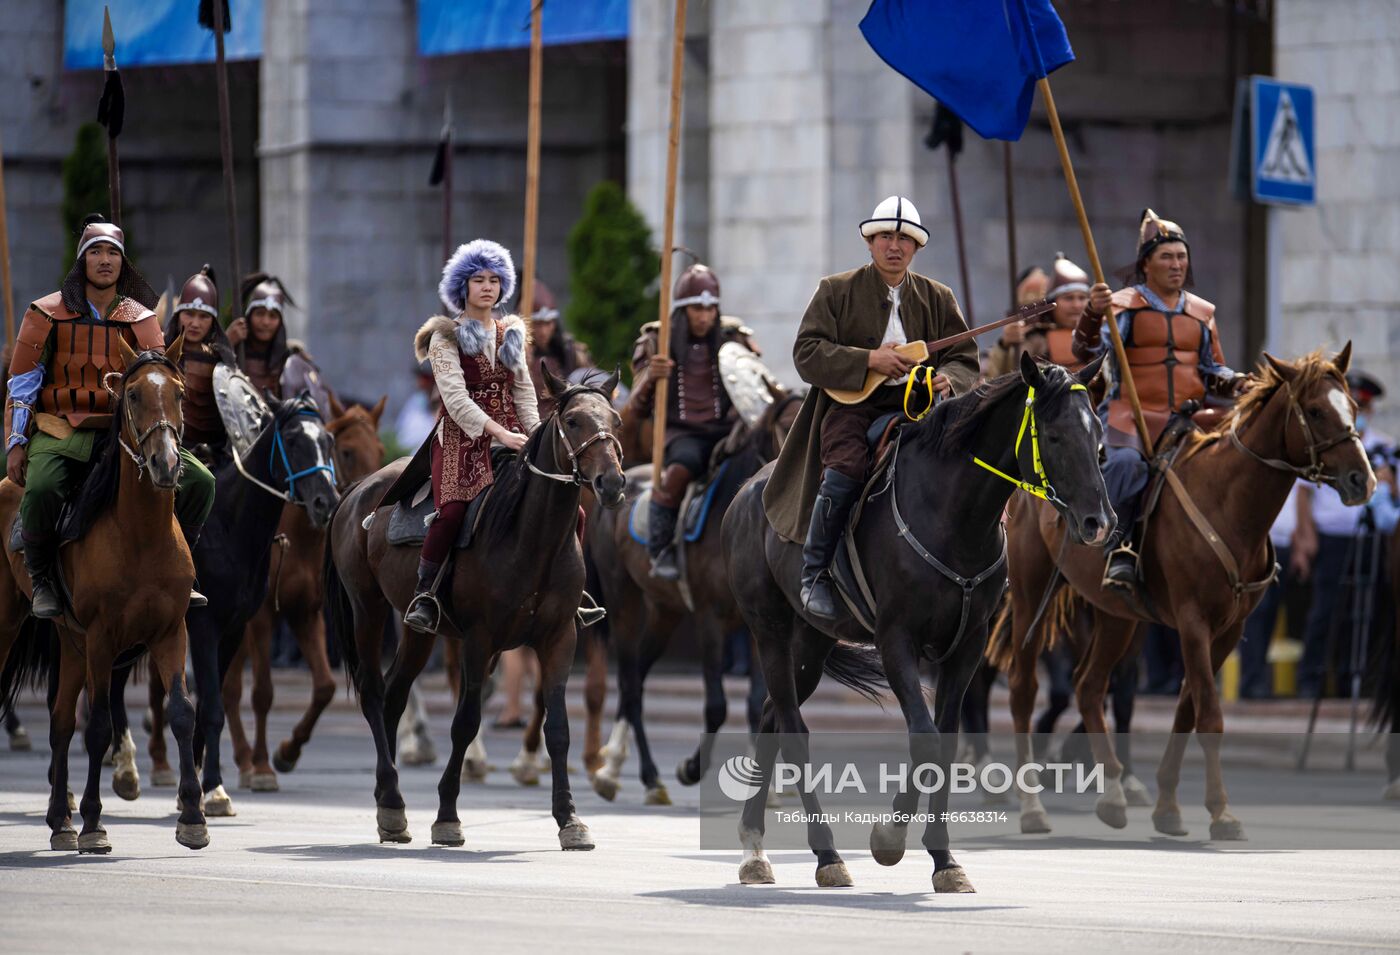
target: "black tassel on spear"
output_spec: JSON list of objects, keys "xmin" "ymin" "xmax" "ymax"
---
[
  {"xmin": 201, "ymin": 0, "xmax": 241, "ymax": 307},
  {"xmin": 96, "ymin": 6, "xmax": 124, "ymax": 227},
  {"xmin": 198, "ymin": 0, "xmax": 232, "ymax": 33}
]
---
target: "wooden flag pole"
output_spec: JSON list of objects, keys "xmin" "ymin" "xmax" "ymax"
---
[
  {"xmin": 519, "ymin": 0, "xmax": 544, "ymax": 321},
  {"xmin": 651, "ymin": 0, "xmax": 688, "ymax": 488},
  {"xmin": 443, "ymin": 93, "xmax": 453, "ymax": 267},
  {"xmin": 1036, "ymin": 77, "xmax": 1153, "ymax": 455},
  {"xmin": 946, "ymin": 150, "xmax": 973, "ymax": 323},
  {"xmin": 0, "ymin": 128, "xmax": 14, "ymax": 344},
  {"xmin": 1002, "ymin": 142, "xmax": 1018, "ymax": 306},
  {"xmin": 211, "ymin": 0, "xmax": 241, "ymax": 304}
]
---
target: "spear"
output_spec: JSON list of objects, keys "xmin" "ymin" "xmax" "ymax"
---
[
  {"xmin": 96, "ymin": 6, "xmax": 124, "ymax": 228},
  {"xmin": 0, "ymin": 128, "xmax": 14, "ymax": 344},
  {"xmin": 200, "ymin": 0, "xmax": 241, "ymax": 309},
  {"xmin": 925, "ymin": 102, "xmax": 973, "ymax": 323},
  {"xmin": 428, "ymin": 92, "xmax": 453, "ymax": 267}
]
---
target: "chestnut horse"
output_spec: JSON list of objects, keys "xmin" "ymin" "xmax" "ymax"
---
[
  {"xmin": 220, "ymin": 394, "xmax": 386, "ymax": 791},
  {"xmin": 0, "ymin": 337, "xmax": 209, "ymax": 853},
  {"xmin": 324, "ymin": 372, "xmax": 626, "ymax": 848},
  {"xmin": 1002, "ymin": 347, "xmax": 1374, "ymax": 839}
]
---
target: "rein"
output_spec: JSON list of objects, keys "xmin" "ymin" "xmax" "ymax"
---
[
  {"xmin": 524, "ymin": 387, "xmax": 622, "ymax": 486},
  {"xmin": 232, "ymin": 408, "xmax": 337, "ymax": 504},
  {"xmin": 1227, "ymin": 378, "xmax": 1361, "ymax": 485}
]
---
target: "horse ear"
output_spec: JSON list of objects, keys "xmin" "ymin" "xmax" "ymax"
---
[
  {"xmin": 165, "ymin": 332, "xmax": 185, "ymax": 367},
  {"xmin": 1019, "ymin": 350, "xmax": 1046, "ymax": 389},
  {"xmin": 369, "ymin": 394, "xmax": 388, "ymax": 424},
  {"xmin": 1076, "ymin": 354, "xmax": 1105, "ymax": 386},
  {"xmin": 601, "ymin": 366, "xmax": 621, "ymax": 400},
  {"xmin": 1333, "ymin": 340, "xmax": 1353, "ymax": 375},
  {"xmin": 1263, "ymin": 351, "xmax": 1297, "ymax": 383},
  {"xmin": 327, "ymin": 390, "xmax": 347, "ymax": 420},
  {"xmin": 542, "ymin": 360, "xmax": 568, "ymax": 398},
  {"xmin": 117, "ymin": 334, "xmax": 140, "ymax": 371}
]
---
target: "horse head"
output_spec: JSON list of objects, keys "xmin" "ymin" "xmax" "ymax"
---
[
  {"xmin": 268, "ymin": 393, "xmax": 341, "ymax": 529},
  {"xmin": 110, "ymin": 334, "xmax": 187, "ymax": 490},
  {"xmin": 327, "ymin": 392, "xmax": 387, "ymax": 487},
  {"xmin": 1019, "ymin": 351, "xmax": 1115, "ymax": 546},
  {"xmin": 541, "ymin": 364, "xmax": 626, "ymax": 508},
  {"xmin": 1256, "ymin": 343, "xmax": 1375, "ymax": 504}
]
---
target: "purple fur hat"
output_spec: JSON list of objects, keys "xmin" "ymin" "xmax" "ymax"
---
[{"xmin": 439, "ymin": 239, "xmax": 516, "ymax": 313}]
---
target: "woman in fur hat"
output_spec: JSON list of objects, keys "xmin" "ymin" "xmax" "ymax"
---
[{"xmin": 403, "ymin": 239, "xmax": 541, "ymax": 631}]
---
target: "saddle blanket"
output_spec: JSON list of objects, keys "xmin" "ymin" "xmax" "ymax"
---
[{"xmin": 627, "ymin": 459, "xmax": 730, "ymax": 547}]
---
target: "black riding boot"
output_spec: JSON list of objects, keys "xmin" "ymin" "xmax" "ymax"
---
[
  {"xmin": 1102, "ymin": 497, "xmax": 1140, "ymax": 589},
  {"xmin": 403, "ymin": 559, "xmax": 444, "ymax": 633},
  {"xmin": 799, "ymin": 468, "xmax": 863, "ymax": 620},
  {"xmin": 22, "ymin": 534, "xmax": 62, "ymax": 620},
  {"xmin": 647, "ymin": 501, "xmax": 681, "ymax": 581},
  {"xmin": 180, "ymin": 523, "xmax": 209, "ymax": 608}
]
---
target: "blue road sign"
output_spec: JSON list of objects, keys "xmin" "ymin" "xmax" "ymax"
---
[{"xmin": 1251, "ymin": 77, "xmax": 1316, "ymax": 206}]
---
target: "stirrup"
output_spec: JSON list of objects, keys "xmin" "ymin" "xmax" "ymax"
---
[
  {"xmin": 189, "ymin": 586, "xmax": 208, "ymax": 608},
  {"xmin": 576, "ymin": 589, "xmax": 607, "ymax": 628},
  {"xmin": 649, "ymin": 548, "xmax": 680, "ymax": 581},
  {"xmin": 403, "ymin": 591, "xmax": 443, "ymax": 633},
  {"xmin": 1102, "ymin": 544, "xmax": 1140, "ymax": 589}
]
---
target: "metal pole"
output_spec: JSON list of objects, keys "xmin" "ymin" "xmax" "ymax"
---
[
  {"xmin": 212, "ymin": 0, "xmax": 241, "ymax": 303},
  {"xmin": 1003, "ymin": 142, "xmax": 1018, "ymax": 307}
]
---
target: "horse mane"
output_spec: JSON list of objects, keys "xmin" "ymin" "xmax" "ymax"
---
[
  {"xmin": 1187, "ymin": 349, "xmax": 1346, "ymax": 456},
  {"xmin": 911, "ymin": 364, "xmax": 1080, "ymax": 457}
]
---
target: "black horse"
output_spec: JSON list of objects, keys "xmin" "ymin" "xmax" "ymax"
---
[
  {"xmin": 111, "ymin": 394, "xmax": 339, "ymax": 815},
  {"xmin": 722, "ymin": 353, "xmax": 1113, "ymax": 892}
]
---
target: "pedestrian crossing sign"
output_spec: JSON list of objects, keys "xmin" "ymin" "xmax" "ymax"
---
[{"xmin": 1251, "ymin": 77, "xmax": 1316, "ymax": 206}]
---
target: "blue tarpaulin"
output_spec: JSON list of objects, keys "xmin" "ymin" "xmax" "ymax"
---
[
  {"xmin": 417, "ymin": 0, "xmax": 629, "ymax": 56},
  {"xmin": 64, "ymin": 0, "xmax": 262, "ymax": 70}
]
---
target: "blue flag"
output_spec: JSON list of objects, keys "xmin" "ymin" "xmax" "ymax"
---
[{"xmin": 859, "ymin": 0, "xmax": 1075, "ymax": 141}]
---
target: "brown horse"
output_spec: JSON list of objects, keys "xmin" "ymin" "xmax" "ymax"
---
[
  {"xmin": 217, "ymin": 394, "xmax": 386, "ymax": 792},
  {"xmin": 586, "ymin": 388, "xmax": 803, "ymax": 804},
  {"xmin": 1000, "ymin": 346, "xmax": 1373, "ymax": 839},
  {"xmin": 324, "ymin": 371, "xmax": 626, "ymax": 847},
  {"xmin": 0, "ymin": 336, "xmax": 209, "ymax": 853}
]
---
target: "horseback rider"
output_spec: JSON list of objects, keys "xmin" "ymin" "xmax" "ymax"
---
[
  {"xmin": 987, "ymin": 253, "xmax": 1091, "ymax": 376},
  {"xmin": 763, "ymin": 195, "xmax": 980, "ymax": 619},
  {"xmin": 627, "ymin": 263, "xmax": 759, "ymax": 580},
  {"xmin": 402, "ymin": 239, "xmax": 541, "ymax": 632},
  {"xmin": 164, "ymin": 264, "xmax": 237, "ymax": 456},
  {"xmin": 1073, "ymin": 208, "xmax": 1242, "ymax": 587},
  {"xmin": 227, "ymin": 272, "xmax": 333, "ymax": 418},
  {"xmin": 526, "ymin": 279, "xmax": 595, "ymax": 418},
  {"xmin": 3, "ymin": 216, "xmax": 215, "ymax": 618}
]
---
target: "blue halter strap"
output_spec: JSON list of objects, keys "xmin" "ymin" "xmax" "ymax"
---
[{"xmin": 269, "ymin": 408, "xmax": 337, "ymax": 499}]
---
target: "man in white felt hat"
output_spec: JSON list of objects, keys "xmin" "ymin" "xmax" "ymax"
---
[{"xmin": 762, "ymin": 195, "xmax": 980, "ymax": 619}]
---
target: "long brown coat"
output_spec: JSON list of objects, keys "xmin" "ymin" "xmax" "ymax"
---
[{"xmin": 762, "ymin": 263, "xmax": 980, "ymax": 542}]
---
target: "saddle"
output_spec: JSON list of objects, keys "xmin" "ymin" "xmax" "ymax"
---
[
  {"xmin": 369, "ymin": 435, "xmax": 516, "ymax": 551},
  {"xmin": 627, "ymin": 458, "xmax": 732, "ymax": 548}
]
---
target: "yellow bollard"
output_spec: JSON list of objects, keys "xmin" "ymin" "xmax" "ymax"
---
[{"xmin": 1221, "ymin": 650, "xmax": 1240, "ymax": 702}]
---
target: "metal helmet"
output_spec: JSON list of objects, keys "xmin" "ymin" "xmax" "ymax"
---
[
  {"xmin": 1047, "ymin": 253, "xmax": 1090, "ymax": 301},
  {"xmin": 177, "ymin": 264, "xmax": 220, "ymax": 317},
  {"xmin": 673, "ymin": 263, "xmax": 721, "ymax": 311},
  {"xmin": 530, "ymin": 279, "xmax": 560, "ymax": 321}
]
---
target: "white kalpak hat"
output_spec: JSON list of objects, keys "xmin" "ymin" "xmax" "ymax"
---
[{"xmin": 859, "ymin": 195, "xmax": 929, "ymax": 248}]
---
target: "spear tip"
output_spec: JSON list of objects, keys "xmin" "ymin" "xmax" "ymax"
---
[{"xmin": 102, "ymin": 6, "xmax": 115, "ymax": 57}]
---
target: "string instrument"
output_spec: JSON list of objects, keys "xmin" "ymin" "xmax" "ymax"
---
[{"xmin": 824, "ymin": 298, "xmax": 1057, "ymax": 405}]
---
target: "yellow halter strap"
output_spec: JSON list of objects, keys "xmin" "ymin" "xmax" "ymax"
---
[
  {"xmin": 903, "ymin": 365, "xmax": 938, "ymax": 421},
  {"xmin": 971, "ymin": 383, "xmax": 1089, "ymax": 502}
]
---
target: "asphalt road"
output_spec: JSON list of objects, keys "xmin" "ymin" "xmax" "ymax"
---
[{"xmin": 2, "ymin": 679, "xmax": 1398, "ymax": 954}]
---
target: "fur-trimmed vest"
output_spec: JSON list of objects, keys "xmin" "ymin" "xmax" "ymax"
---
[{"xmin": 413, "ymin": 313, "xmax": 540, "ymax": 443}]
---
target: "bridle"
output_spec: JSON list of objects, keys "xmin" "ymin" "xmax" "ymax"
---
[
  {"xmin": 1228, "ymin": 377, "xmax": 1361, "ymax": 485},
  {"xmin": 525, "ymin": 386, "xmax": 623, "ymax": 486},
  {"xmin": 232, "ymin": 403, "xmax": 338, "ymax": 504},
  {"xmin": 971, "ymin": 382, "xmax": 1092, "ymax": 511},
  {"xmin": 102, "ymin": 353, "xmax": 185, "ymax": 483}
]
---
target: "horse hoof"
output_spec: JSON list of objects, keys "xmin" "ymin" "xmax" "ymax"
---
[
  {"xmin": 675, "ymin": 759, "xmax": 701, "ymax": 787},
  {"xmin": 203, "ymin": 785, "xmax": 236, "ymax": 817},
  {"xmin": 250, "ymin": 772, "xmax": 280, "ymax": 793},
  {"xmin": 50, "ymin": 827, "xmax": 78, "ymax": 851},
  {"xmin": 869, "ymin": 821, "xmax": 907, "ymax": 866},
  {"xmin": 376, "ymin": 807, "xmax": 411, "ymax": 843},
  {"xmin": 112, "ymin": 770, "xmax": 141, "ymax": 802},
  {"xmin": 431, "ymin": 821, "xmax": 465, "ymax": 847},
  {"xmin": 151, "ymin": 766, "xmax": 177, "ymax": 787},
  {"xmin": 1095, "ymin": 796, "xmax": 1128, "ymax": 830},
  {"xmin": 559, "ymin": 818, "xmax": 595, "ymax": 851},
  {"xmin": 815, "ymin": 862, "xmax": 853, "ymax": 888},
  {"xmin": 509, "ymin": 761, "xmax": 540, "ymax": 787},
  {"xmin": 932, "ymin": 866, "xmax": 976, "ymax": 893},
  {"xmin": 1152, "ymin": 810, "xmax": 1188, "ymax": 837},
  {"xmin": 1020, "ymin": 809, "xmax": 1052, "ymax": 834},
  {"xmin": 272, "ymin": 746, "xmax": 298, "ymax": 774},
  {"xmin": 400, "ymin": 741, "xmax": 436, "ymax": 767},
  {"xmin": 1121, "ymin": 773, "xmax": 1153, "ymax": 807},
  {"xmin": 78, "ymin": 829, "xmax": 112, "ymax": 854},
  {"xmin": 739, "ymin": 858, "xmax": 775, "ymax": 885},
  {"xmin": 1383, "ymin": 778, "xmax": 1400, "ymax": 801},
  {"xmin": 644, "ymin": 784, "xmax": 672, "ymax": 806},
  {"xmin": 591, "ymin": 772, "xmax": 619, "ymax": 802},
  {"xmin": 238, "ymin": 768, "xmax": 254, "ymax": 789},
  {"xmin": 176, "ymin": 822, "xmax": 210, "ymax": 850},
  {"xmin": 462, "ymin": 759, "xmax": 490, "ymax": 783},
  {"xmin": 1209, "ymin": 816, "xmax": 1247, "ymax": 841},
  {"xmin": 8, "ymin": 726, "xmax": 31, "ymax": 751}
]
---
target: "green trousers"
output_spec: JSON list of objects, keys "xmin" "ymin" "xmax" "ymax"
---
[{"xmin": 18, "ymin": 430, "xmax": 215, "ymax": 539}]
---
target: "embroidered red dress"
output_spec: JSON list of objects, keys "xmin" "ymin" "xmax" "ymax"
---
[{"xmin": 432, "ymin": 320, "xmax": 524, "ymax": 506}]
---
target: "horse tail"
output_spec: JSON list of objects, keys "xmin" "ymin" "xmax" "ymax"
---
[
  {"xmin": 322, "ymin": 516, "xmax": 360, "ymax": 690},
  {"xmin": 823, "ymin": 642, "xmax": 888, "ymax": 705},
  {"xmin": 0, "ymin": 617, "xmax": 55, "ymax": 721},
  {"xmin": 985, "ymin": 586, "xmax": 1076, "ymax": 671},
  {"xmin": 984, "ymin": 598, "xmax": 1015, "ymax": 671}
]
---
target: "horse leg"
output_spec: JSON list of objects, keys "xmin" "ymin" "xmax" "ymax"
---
[
  {"xmin": 45, "ymin": 641, "xmax": 83, "ymax": 851},
  {"xmin": 1009, "ymin": 623, "xmax": 1051, "ymax": 834},
  {"xmin": 1151, "ymin": 684, "xmax": 1196, "ymax": 836},
  {"xmin": 1111, "ymin": 643, "xmax": 1152, "ymax": 806},
  {"xmin": 1074, "ymin": 611, "xmax": 1137, "ymax": 829},
  {"xmin": 591, "ymin": 592, "xmax": 645, "ymax": 801},
  {"xmin": 539, "ymin": 622, "xmax": 593, "ymax": 850},
  {"xmin": 221, "ymin": 635, "xmax": 252, "ymax": 788},
  {"xmin": 151, "ymin": 626, "xmax": 209, "ymax": 850},
  {"xmin": 397, "ymin": 681, "xmax": 437, "ymax": 766},
  {"xmin": 1190, "ymin": 617, "xmax": 1246, "ymax": 840},
  {"xmin": 869, "ymin": 632, "xmax": 940, "ymax": 868},
  {"xmin": 273, "ymin": 607, "xmax": 337, "ymax": 774},
  {"xmin": 510, "ymin": 681, "xmax": 547, "ymax": 787},
  {"xmin": 246, "ymin": 616, "xmax": 279, "ymax": 791},
  {"xmin": 746, "ymin": 636, "xmax": 768, "ymax": 736},
  {"xmin": 581, "ymin": 625, "xmax": 607, "ymax": 775},
  {"xmin": 190, "ymin": 615, "xmax": 234, "ymax": 816},
  {"xmin": 77, "ymin": 644, "xmax": 116, "ymax": 853},
  {"xmin": 677, "ymin": 613, "xmax": 727, "ymax": 787},
  {"xmin": 148, "ymin": 667, "xmax": 176, "ymax": 785},
  {"xmin": 920, "ymin": 633, "xmax": 987, "ymax": 894},
  {"xmin": 430, "ymin": 633, "xmax": 485, "ymax": 847},
  {"xmin": 109, "ymin": 661, "xmax": 141, "ymax": 801},
  {"xmin": 384, "ymin": 627, "xmax": 435, "ymax": 763},
  {"xmin": 625, "ymin": 604, "xmax": 676, "ymax": 805},
  {"xmin": 351, "ymin": 600, "xmax": 410, "ymax": 843},
  {"xmin": 4, "ymin": 708, "xmax": 30, "ymax": 751}
]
